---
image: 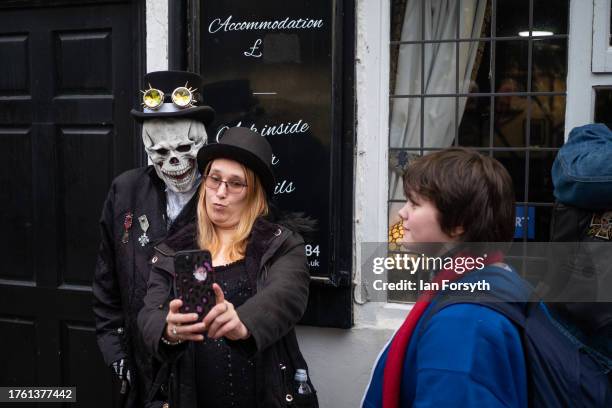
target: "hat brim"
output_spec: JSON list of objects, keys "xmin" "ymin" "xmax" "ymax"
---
[
  {"xmin": 197, "ymin": 143, "xmax": 275, "ymax": 197},
  {"xmin": 131, "ymin": 105, "xmax": 215, "ymax": 125}
]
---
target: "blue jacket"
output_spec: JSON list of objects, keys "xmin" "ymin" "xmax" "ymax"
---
[{"xmin": 362, "ymin": 303, "xmax": 527, "ymax": 407}]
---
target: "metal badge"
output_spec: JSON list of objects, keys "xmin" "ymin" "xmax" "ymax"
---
[
  {"xmin": 138, "ymin": 214, "xmax": 150, "ymax": 246},
  {"xmin": 588, "ymin": 211, "xmax": 612, "ymax": 240},
  {"xmin": 122, "ymin": 212, "xmax": 133, "ymax": 244}
]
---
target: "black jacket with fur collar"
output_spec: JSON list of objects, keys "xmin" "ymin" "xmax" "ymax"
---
[{"xmin": 137, "ymin": 216, "xmax": 318, "ymax": 407}]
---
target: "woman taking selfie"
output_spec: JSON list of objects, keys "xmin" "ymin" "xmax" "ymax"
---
[{"xmin": 138, "ymin": 127, "xmax": 317, "ymax": 408}]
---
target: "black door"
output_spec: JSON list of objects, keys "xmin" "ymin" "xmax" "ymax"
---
[{"xmin": 0, "ymin": 1, "xmax": 143, "ymax": 406}]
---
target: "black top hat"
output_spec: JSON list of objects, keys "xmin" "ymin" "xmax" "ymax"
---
[
  {"xmin": 197, "ymin": 127, "xmax": 275, "ymax": 196},
  {"xmin": 131, "ymin": 70, "xmax": 215, "ymax": 124}
]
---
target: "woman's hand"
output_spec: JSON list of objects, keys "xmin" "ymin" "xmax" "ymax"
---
[
  {"xmin": 164, "ymin": 299, "xmax": 206, "ymax": 342},
  {"xmin": 203, "ymin": 283, "xmax": 250, "ymax": 341}
]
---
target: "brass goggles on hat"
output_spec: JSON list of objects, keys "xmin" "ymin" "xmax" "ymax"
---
[{"xmin": 141, "ymin": 82, "xmax": 198, "ymax": 110}]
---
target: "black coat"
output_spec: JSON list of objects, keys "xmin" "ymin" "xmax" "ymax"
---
[
  {"xmin": 138, "ymin": 216, "xmax": 318, "ymax": 407},
  {"xmin": 92, "ymin": 166, "xmax": 197, "ymax": 407}
]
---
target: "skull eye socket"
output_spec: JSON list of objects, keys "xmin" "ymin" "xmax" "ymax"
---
[
  {"xmin": 176, "ymin": 144, "xmax": 191, "ymax": 153},
  {"xmin": 156, "ymin": 148, "xmax": 169, "ymax": 155}
]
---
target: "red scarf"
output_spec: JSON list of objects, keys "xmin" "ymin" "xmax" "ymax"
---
[{"xmin": 381, "ymin": 252, "xmax": 503, "ymax": 408}]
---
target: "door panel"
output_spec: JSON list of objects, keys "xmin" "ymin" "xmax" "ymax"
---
[{"xmin": 0, "ymin": 2, "xmax": 142, "ymax": 406}]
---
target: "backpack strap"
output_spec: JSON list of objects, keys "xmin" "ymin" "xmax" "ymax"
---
[{"xmin": 419, "ymin": 265, "xmax": 533, "ymax": 337}]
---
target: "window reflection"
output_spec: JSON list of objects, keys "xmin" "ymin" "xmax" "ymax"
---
[
  {"xmin": 493, "ymin": 150, "xmax": 526, "ymax": 202},
  {"xmin": 493, "ymin": 96, "xmax": 528, "ymax": 147},
  {"xmin": 496, "ymin": 41, "xmax": 528, "ymax": 92},
  {"xmin": 464, "ymin": 40, "xmax": 491, "ymax": 93},
  {"xmin": 458, "ymin": 96, "xmax": 490, "ymax": 147},
  {"xmin": 529, "ymin": 151, "xmax": 556, "ymax": 202},
  {"xmin": 532, "ymin": 39, "xmax": 567, "ymax": 92},
  {"xmin": 530, "ymin": 96, "xmax": 565, "ymax": 147}
]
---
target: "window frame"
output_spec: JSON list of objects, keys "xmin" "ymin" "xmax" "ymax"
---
[{"xmin": 592, "ymin": 0, "xmax": 612, "ymax": 72}]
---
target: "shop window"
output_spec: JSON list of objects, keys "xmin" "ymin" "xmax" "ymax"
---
[{"xmin": 388, "ymin": 0, "xmax": 569, "ymax": 302}]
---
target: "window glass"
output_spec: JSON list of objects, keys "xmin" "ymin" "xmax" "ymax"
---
[
  {"xmin": 423, "ymin": 97, "xmax": 456, "ymax": 147},
  {"xmin": 493, "ymin": 150, "xmax": 527, "ymax": 202},
  {"xmin": 496, "ymin": 0, "xmax": 529, "ymax": 37},
  {"xmin": 462, "ymin": 40, "xmax": 492, "ymax": 93},
  {"xmin": 533, "ymin": 0, "xmax": 569, "ymax": 36},
  {"xmin": 594, "ymin": 88, "xmax": 612, "ymax": 129},
  {"xmin": 390, "ymin": 44, "xmax": 422, "ymax": 96},
  {"xmin": 460, "ymin": 0, "xmax": 491, "ymax": 38},
  {"xmin": 458, "ymin": 96, "xmax": 491, "ymax": 147},
  {"xmin": 493, "ymin": 95, "xmax": 527, "ymax": 147},
  {"xmin": 391, "ymin": 0, "xmax": 417, "ymax": 42},
  {"xmin": 388, "ymin": 150, "xmax": 418, "ymax": 199},
  {"xmin": 530, "ymin": 95, "xmax": 565, "ymax": 148},
  {"xmin": 389, "ymin": 98, "xmax": 422, "ymax": 149},
  {"xmin": 528, "ymin": 150, "xmax": 557, "ymax": 202},
  {"xmin": 424, "ymin": 43, "xmax": 457, "ymax": 94},
  {"xmin": 532, "ymin": 38, "xmax": 567, "ymax": 92},
  {"xmin": 495, "ymin": 40, "xmax": 529, "ymax": 92}
]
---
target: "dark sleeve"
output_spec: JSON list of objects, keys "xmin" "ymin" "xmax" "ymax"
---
[
  {"xmin": 92, "ymin": 184, "xmax": 125, "ymax": 366},
  {"xmin": 236, "ymin": 234, "xmax": 310, "ymax": 353},
  {"xmin": 137, "ymin": 264, "xmax": 186, "ymax": 362}
]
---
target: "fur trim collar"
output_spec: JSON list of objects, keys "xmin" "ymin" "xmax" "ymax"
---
[{"xmin": 163, "ymin": 216, "xmax": 280, "ymax": 256}]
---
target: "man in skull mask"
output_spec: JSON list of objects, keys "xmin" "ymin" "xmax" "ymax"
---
[{"xmin": 93, "ymin": 71, "xmax": 214, "ymax": 407}]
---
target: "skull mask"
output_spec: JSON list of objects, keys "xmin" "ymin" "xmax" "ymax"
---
[{"xmin": 142, "ymin": 118, "xmax": 207, "ymax": 193}]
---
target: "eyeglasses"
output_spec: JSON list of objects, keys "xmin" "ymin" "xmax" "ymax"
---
[
  {"xmin": 141, "ymin": 82, "xmax": 198, "ymax": 110},
  {"xmin": 204, "ymin": 174, "xmax": 247, "ymax": 194}
]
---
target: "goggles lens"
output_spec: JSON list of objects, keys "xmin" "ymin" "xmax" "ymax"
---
[
  {"xmin": 142, "ymin": 88, "xmax": 164, "ymax": 110},
  {"xmin": 171, "ymin": 87, "xmax": 193, "ymax": 107},
  {"xmin": 140, "ymin": 83, "xmax": 198, "ymax": 110}
]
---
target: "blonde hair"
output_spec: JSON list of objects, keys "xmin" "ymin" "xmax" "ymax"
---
[{"xmin": 197, "ymin": 160, "xmax": 269, "ymax": 261}]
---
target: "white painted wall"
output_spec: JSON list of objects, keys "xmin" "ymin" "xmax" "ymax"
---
[
  {"xmin": 294, "ymin": 0, "xmax": 409, "ymax": 406},
  {"xmin": 146, "ymin": 0, "xmax": 168, "ymax": 72}
]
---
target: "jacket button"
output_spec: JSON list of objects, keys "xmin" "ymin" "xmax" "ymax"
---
[
  {"xmin": 274, "ymin": 228, "xmax": 282, "ymax": 237},
  {"xmin": 158, "ymin": 304, "xmax": 164, "ymax": 309},
  {"xmin": 152, "ymin": 256, "xmax": 158, "ymax": 263}
]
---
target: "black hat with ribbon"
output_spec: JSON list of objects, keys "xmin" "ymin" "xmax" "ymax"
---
[
  {"xmin": 131, "ymin": 70, "xmax": 215, "ymax": 124},
  {"xmin": 197, "ymin": 127, "xmax": 275, "ymax": 196}
]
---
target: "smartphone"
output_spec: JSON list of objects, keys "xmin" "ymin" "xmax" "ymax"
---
[{"xmin": 174, "ymin": 249, "xmax": 215, "ymax": 321}]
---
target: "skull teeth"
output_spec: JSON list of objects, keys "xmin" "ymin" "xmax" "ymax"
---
[{"xmin": 162, "ymin": 165, "xmax": 192, "ymax": 177}]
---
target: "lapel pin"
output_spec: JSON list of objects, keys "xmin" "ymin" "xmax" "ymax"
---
[{"xmin": 122, "ymin": 212, "xmax": 133, "ymax": 244}]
